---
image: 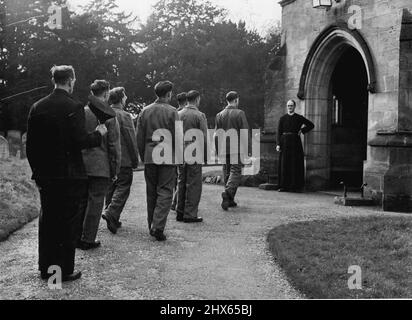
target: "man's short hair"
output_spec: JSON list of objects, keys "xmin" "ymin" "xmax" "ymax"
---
[
  {"xmin": 109, "ymin": 87, "xmax": 126, "ymax": 105},
  {"xmin": 51, "ymin": 65, "xmax": 75, "ymax": 85},
  {"xmin": 154, "ymin": 81, "xmax": 173, "ymax": 98},
  {"xmin": 287, "ymin": 99, "xmax": 296, "ymax": 107},
  {"xmin": 186, "ymin": 90, "xmax": 200, "ymax": 103},
  {"xmin": 226, "ymin": 91, "xmax": 239, "ymax": 103},
  {"xmin": 90, "ymin": 80, "xmax": 110, "ymax": 97},
  {"xmin": 177, "ymin": 92, "xmax": 187, "ymax": 104}
]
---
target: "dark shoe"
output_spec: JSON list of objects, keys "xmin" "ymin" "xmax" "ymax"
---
[
  {"xmin": 77, "ymin": 240, "xmax": 101, "ymax": 251},
  {"xmin": 229, "ymin": 200, "xmax": 237, "ymax": 208},
  {"xmin": 115, "ymin": 220, "xmax": 122, "ymax": 228},
  {"xmin": 62, "ymin": 271, "xmax": 82, "ymax": 282},
  {"xmin": 183, "ymin": 217, "xmax": 203, "ymax": 223},
  {"xmin": 221, "ymin": 192, "xmax": 230, "ymax": 211},
  {"xmin": 278, "ymin": 188, "xmax": 288, "ymax": 192},
  {"xmin": 150, "ymin": 229, "xmax": 167, "ymax": 241},
  {"xmin": 176, "ymin": 214, "xmax": 184, "ymax": 222},
  {"xmin": 102, "ymin": 214, "xmax": 118, "ymax": 234},
  {"xmin": 171, "ymin": 204, "xmax": 176, "ymax": 211}
]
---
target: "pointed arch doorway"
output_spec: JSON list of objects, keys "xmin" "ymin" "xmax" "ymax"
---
[{"xmin": 298, "ymin": 25, "xmax": 376, "ymax": 190}]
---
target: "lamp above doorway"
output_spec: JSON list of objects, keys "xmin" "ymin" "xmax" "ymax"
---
[{"xmin": 312, "ymin": 0, "xmax": 341, "ymax": 9}]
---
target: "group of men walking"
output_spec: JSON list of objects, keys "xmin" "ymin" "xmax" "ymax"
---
[
  {"xmin": 26, "ymin": 66, "xmax": 140, "ymax": 281},
  {"xmin": 26, "ymin": 65, "xmax": 251, "ymax": 282}
]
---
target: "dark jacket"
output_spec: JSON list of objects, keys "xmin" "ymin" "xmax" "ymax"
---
[
  {"xmin": 112, "ymin": 105, "xmax": 139, "ymax": 168},
  {"xmin": 82, "ymin": 105, "xmax": 121, "ymax": 178},
  {"xmin": 26, "ymin": 89, "xmax": 102, "ymax": 180},
  {"xmin": 178, "ymin": 104, "xmax": 208, "ymax": 164},
  {"xmin": 136, "ymin": 98, "xmax": 180, "ymax": 165},
  {"xmin": 214, "ymin": 105, "xmax": 250, "ymax": 157}
]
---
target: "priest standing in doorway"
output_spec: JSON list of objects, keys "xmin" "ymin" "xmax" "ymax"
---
[{"xmin": 276, "ymin": 99, "xmax": 314, "ymax": 192}]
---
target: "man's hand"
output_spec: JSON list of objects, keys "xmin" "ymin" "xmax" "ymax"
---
[
  {"xmin": 276, "ymin": 145, "xmax": 281, "ymax": 152},
  {"xmin": 96, "ymin": 124, "xmax": 107, "ymax": 136}
]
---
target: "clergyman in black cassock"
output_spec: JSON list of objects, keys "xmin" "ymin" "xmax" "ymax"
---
[
  {"xmin": 26, "ymin": 66, "xmax": 106, "ymax": 281},
  {"xmin": 276, "ymin": 100, "xmax": 314, "ymax": 192}
]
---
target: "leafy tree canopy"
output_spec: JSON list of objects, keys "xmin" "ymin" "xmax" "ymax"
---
[{"xmin": 0, "ymin": 0, "xmax": 280, "ymax": 132}]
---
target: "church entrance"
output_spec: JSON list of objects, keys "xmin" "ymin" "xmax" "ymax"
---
[
  {"xmin": 329, "ymin": 47, "xmax": 368, "ymax": 187},
  {"xmin": 298, "ymin": 26, "xmax": 376, "ymax": 190}
]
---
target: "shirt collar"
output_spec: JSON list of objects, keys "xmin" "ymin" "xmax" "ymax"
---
[
  {"xmin": 155, "ymin": 97, "xmax": 170, "ymax": 104},
  {"xmin": 225, "ymin": 104, "xmax": 237, "ymax": 110},
  {"xmin": 186, "ymin": 104, "xmax": 199, "ymax": 111}
]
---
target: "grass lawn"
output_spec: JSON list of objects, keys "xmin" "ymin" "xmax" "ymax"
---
[
  {"xmin": 0, "ymin": 158, "xmax": 39, "ymax": 241},
  {"xmin": 268, "ymin": 215, "xmax": 412, "ymax": 299}
]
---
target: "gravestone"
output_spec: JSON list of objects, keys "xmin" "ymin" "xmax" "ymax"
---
[
  {"xmin": 6, "ymin": 130, "xmax": 21, "ymax": 157},
  {"xmin": 21, "ymin": 132, "xmax": 27, "ymax": 159},
  {"xmin": 0, "ymin": 136, "xmax": 9, "ymax": 159}
]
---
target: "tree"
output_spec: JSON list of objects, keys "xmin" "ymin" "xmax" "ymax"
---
[
  {"xmin": 77, "ymin": 0, "xmax": 143, "ymax": 100},
  {"xmin": 0, "ymin": 0, "xmax": 142, "ymax": 131},
  {"xmin": 0, "ymin": 0, "xmax": 281, "ymax": 133},
  {"xmin": 135, "ymin": 0, "xmax": 278, "ymax": 127},
  {"xmin": 1, "ymin": 0, "xmax": 69, "ymax": 132}
]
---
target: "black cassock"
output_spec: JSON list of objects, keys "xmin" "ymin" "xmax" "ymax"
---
[{"xmin": 277, "ymin": 113, "xmax": 314, "ymax": 191}]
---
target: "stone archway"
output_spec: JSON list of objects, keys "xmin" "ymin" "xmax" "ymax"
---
[{"xmin": 298, "ymin": 24, "xmax": 376, "ymax": 189}]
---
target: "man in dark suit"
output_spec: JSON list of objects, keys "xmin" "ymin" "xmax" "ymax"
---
[
  {"xmin": 26, "ymin": 65, "xmax": 107, "ymax": 282},
  {"xmin": 214, "ymin": 91, "xmax": 249, "ymax": 211},
  {"xmin": 137, "ymin": 81, "xmax": 182, "ymax": 241},
  {"xmin": 176, "ymin": 90, "xmax": 208, "ymax": 223}
]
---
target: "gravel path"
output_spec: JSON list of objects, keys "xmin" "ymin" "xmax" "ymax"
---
[{"xmin": 0, "ymin": 169, "xmax": 391, "ymax": 300}]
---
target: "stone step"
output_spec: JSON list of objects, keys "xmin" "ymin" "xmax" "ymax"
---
[
  {"xmin": 334, "ymin": 196, "xmax": 376, "ymax": 207},
  {"xmin": 259, "ymin": 183, "xmax": 278, "ymax": 191}
]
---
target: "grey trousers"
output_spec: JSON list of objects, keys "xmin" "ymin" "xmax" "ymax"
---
[
  {"xmin": 144, "ymin": 164, "xmax": 176, "ymax": 232},
  {"xmin": 105, "ymin": 167, "xmax": 133, "ymax": 222},
  {"xmin": 171, "ymin": 166, "xmax": 178, "ymax": 208},
  {"xmin": 80, "ymin": 177, "xmax": 110, "ymax": 243},
  {"xmin": 176, "ymin": 164, "xmax": 203, "ymax": 219},
  {"xmin": 223, "ymin": 155, "xmax": 243, "ymax": 200}
]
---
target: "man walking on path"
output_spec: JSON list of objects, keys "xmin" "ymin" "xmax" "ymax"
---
[
  {"xmin": 137, "ymin": 81, "xmax": 181, "ymax": 241},
  {"xmin": 171, "ymin": 92, "xmax": 188, "ymax": 211},
  {"xmin": 176, "ymin": 90, "xmax": 208, "ymax": 223},
  {"xmin": 214, "ymin": 91, "xmax": 249, "ymax": 211},
  {"xmin": 26, "ymin": 65, "xmax": 107, "ymax": 282},
  {"xmin": 78, "ymin": 80, "xmax": 121, "ymax": 250},
  {"xmin": 103, "ymin": 87, "xmax": 139, "ymax": 234}
]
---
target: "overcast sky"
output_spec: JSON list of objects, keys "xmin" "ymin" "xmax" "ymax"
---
[{"xmin": 68, "ymin": 0, "xmax": 282, "ymax": 36}]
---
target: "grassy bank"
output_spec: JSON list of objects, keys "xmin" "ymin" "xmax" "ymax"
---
[
  {"xmin": 268, "ymin": 215, "xmax": 412, "ymax": 299},
  {"xmin": 0, "ymin": 158, "xmax": 39, "ymax": 241}
]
